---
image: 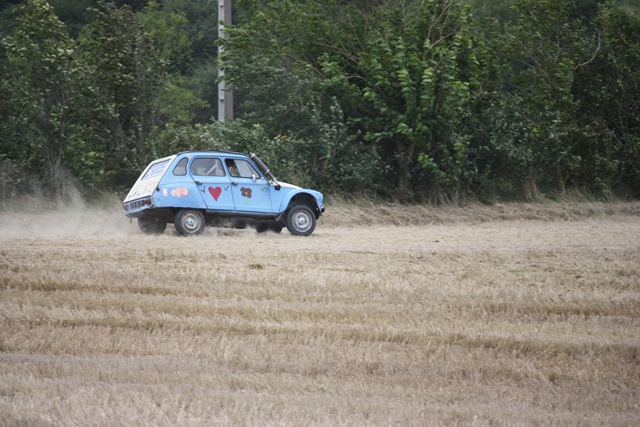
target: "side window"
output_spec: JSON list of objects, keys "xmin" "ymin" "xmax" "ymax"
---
[
  {"xmin": 172, "ymin": 158, "xmax": 188, "ymax": 176},
  {"xmin": 190, "ymin": 158, "xmax": 225, "ymax": 176},
  {"xmin": 225, "ymin": 159, "xmax": 240, "ymax": 177},
  {"xmin": 225, "ymin": 159, "xmax": 260, "ymax": 179}
]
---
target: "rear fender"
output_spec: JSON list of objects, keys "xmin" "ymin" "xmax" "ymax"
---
[{"xmin": 152, "ymin": 183, "xmax": 206, "ymax": 209}]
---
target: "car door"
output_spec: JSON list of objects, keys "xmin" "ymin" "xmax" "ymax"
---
[
  {"xmin": 224, "ymin": 157, "xmax": 273, "ymax": 213},
  {"xmin": 189, "ymin": 156, "xmax": 235, "ymax": 211}
]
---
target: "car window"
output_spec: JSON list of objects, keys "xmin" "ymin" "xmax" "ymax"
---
[
  {"xmin": 225, "ymin": 159, "xmax": 259, "ymax": 179},
  {"xmin": 190, "ymin": 158, "xmax": 225, "ymax": 176},
  {"xmin": 142, "ymin": 158, "xmax": 172, "ymax": 181},
  {"xmin": 172, "ymin": 158, "xmax": 188, "ymax": 176}
]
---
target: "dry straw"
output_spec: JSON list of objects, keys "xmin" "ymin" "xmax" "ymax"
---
[{"xmin": 1, "ymin": 200, "xmax": 639, "ymax": 426}]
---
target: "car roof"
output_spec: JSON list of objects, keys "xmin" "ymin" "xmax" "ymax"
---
[{"xmin": 175, "ymin": 149, "xmax": 247, "ymax": 157}]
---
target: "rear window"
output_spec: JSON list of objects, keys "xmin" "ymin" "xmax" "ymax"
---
[{"xmin": 142, "ymin": 159, "xmax": 172, "ymax": 180}]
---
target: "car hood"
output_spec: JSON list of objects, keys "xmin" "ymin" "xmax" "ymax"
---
[{"xmin": 278, "ymin": 181, "xmax": 301, "ymax": 190}]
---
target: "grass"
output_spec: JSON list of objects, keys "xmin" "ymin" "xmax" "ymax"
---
[{"xmin": 0, "ymin": 200, "xmax": 639, "ymax": 426}]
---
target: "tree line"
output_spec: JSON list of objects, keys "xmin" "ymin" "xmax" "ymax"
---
[{"xmin": 0, "ymin": 0, "xmax": 638, "ymax": 203}]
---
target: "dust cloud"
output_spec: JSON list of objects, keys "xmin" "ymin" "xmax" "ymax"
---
[
  {"xmin": 0, "ymin": 197, "xmax": 137, "ymax": 240},
  {"xmin": 0, "ymin": 196, "xmax": 264, "ymax": 240}
]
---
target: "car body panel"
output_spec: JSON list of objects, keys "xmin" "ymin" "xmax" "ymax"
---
[
  {"xmin": 273, "ymin": 184, "xmax": 323, "ymax": 214},
  {"xmin": 222, "ymin": 156, "xmax": 273, "ymax": 213}
]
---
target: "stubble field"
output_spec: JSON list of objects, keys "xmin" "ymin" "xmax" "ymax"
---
[{"xmin": 1, "ymin": 200, "xmax": 639, "ymax": 426}]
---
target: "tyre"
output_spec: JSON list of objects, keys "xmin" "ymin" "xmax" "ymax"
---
[
  {"xmin": 285, "ymin": 205, "xmax": 316, "ymax": 236},
  {"xmin": 138, "ymin": 218, "xmax": 167, "ymax": 235},
  {"xmin": 174, "ymin": 209, "xmax": 205, "ymax": 236}
]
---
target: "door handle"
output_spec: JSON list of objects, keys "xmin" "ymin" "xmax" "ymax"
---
[{"xmin": 231, "ymin": 181, "xmax": 238, "ymax": 186}]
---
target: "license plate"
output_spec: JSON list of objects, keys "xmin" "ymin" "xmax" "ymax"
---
[{"xmin": 129, "ymin": 200, "xmax": 146, "ymax": 209}]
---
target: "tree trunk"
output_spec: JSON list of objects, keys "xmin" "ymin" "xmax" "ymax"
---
[
  {"xmin": 523, "ymin": 173, "xmax": 541, "ymax": 201},
  {"xmin": 556, "ymin": 164, "xmax": 566, "ymax": 195},
  {"xmin": 395, "ymin": 137, "xmax": 415, "ymax": 203}
]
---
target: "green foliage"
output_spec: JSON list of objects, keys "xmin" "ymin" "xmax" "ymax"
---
[
  {"xmin": 224, "ymin": 0, "xmax": 484, "ymax": 201},
  {"xmin": 573, "ymin": 2, "xmax": 640, "ymax": 197},
  {"xmin": 159, "ymin": 0, "xmax": 220, "ymax": 122},
  {"xmin": 487, "ymin": 0, "xmax": 590, "ymax": 198},
  {"xmin": 76, "ymin": 0, "xmax": 205, "ymax": 190},
  {"xmin": 220, "ymin": 0, "xmax": 382, "ymax": 194},
  {"xmin": 0, "ymin": 0, "xmax": 207, "ymax": 198},
  {"xmin": 351, "ymin": 1, "xmax": 478, "ymax": 201},
  {"xmin": 1, "ymin": 0, "xmax": 639, "ymax": 202},
  {"xmin": 1, "ymin": 0, "xmax": 82, "ymax": 198}
]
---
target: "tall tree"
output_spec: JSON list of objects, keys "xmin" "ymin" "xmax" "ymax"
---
[
  {"xmin": 573, "ymin": 2, "xmax": 640, "ymax": 196},
  {"xmin": 77, "ymin": 1, "xmax": 201, "ymax": 189},
  {"xmin": 221, "ymin": 0, "xmax": 381, "ymax": 192},
  {"xmin": 1, "ymin": 0, "xmax": 81, "ymax": 197},
  {"xmin": 348, "ymin": 1, "xmax": 478, "ymax": 201},
  {"xmin": 160, "ymin": 0, "xmax": 220, "ymax": 122},
  {"xmin": 498, "ymin": 0, "xmax": 590, "ymax": 198},
  {"xmin": 223, "ymin": 0, "xmax": 482, "ymax": 201}
]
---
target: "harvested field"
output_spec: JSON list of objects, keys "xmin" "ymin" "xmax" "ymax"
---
[{"xmin": 1, "ymin": 200, "xmax": 639, "ymax": 426}]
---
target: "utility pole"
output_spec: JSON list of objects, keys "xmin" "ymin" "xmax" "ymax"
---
[{"xmin": 218, "ymin": 0, "xmax": 233, "ymax": 122}]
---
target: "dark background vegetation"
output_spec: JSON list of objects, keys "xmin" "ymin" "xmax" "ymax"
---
[{"xmin": 0, "ymin": 0, "xmax": 638, "ymax": 204}]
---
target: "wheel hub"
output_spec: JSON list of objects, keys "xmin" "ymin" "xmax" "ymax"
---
[
  {"xmin": 294, "ymin": 212, "xmax": 310, "ymax": 230},
  {"xmin": 184, "ymin": 214, "xmax": 199, "ymax": 231}
]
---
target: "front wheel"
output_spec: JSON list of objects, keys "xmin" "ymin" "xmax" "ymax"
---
[
  {"xmin": 138, "ymin": 218, "xmax": 167, "ymax": 235},
  {"xmin": 286, "ymin": 205, "xmax": 316, "ymax": 236},
  {"xmin": 174, "ymin": 209, "xmax": 205, "ymax": 236}
]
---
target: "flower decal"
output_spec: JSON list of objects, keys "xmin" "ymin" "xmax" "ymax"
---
[
  {"xmin": 170, "ymin": 187, "xmax": 189, "ymax": 197},
  {"xmin": 240, "ymin": 187, "xmax": 252, "ymax": 198}
]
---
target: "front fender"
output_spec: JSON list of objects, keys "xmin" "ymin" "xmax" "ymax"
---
[{"xmin": 277, "ymin": 188, "xmax": 324, "ymax": 215}]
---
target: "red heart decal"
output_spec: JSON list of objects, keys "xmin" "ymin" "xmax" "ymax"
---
[{"xmin": 208, "ymin": 186, "xmax": 222, "ymax": 201}]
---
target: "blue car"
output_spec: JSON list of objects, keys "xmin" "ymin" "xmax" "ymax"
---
[{"xmin": 123, "ymin": 151, "xmax": 324, "ymax": 236}]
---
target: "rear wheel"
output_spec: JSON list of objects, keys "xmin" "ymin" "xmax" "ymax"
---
[
  {"xmin": 138, "ymin": 218, "xmax": 167, "ymax": 235},
  {"xmin": 174, "ymin": 209, "xmax": 205, "ymax": 236},
  {"xmin": 286, "ymin": 205, "xmax": 316, "ymax": 236}
]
